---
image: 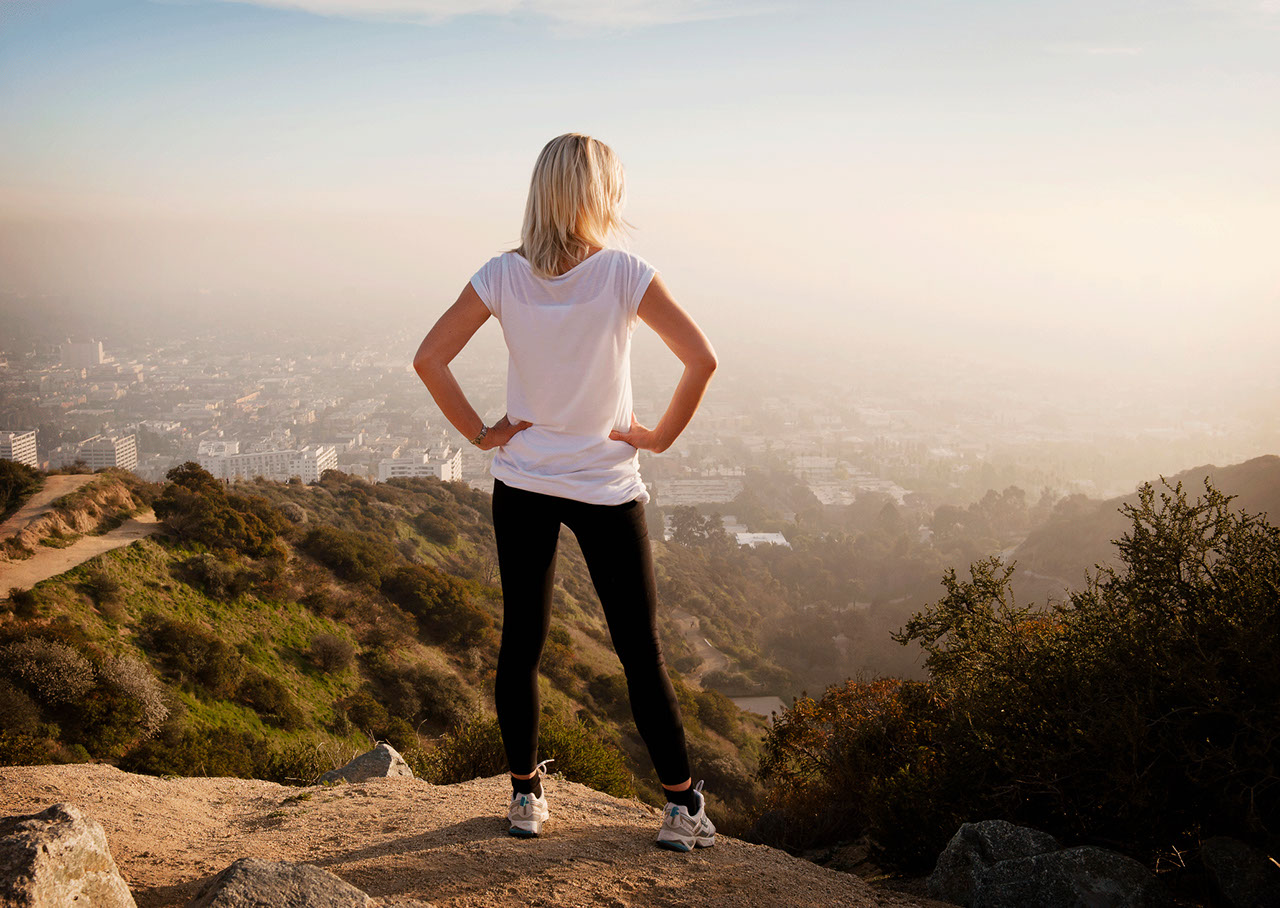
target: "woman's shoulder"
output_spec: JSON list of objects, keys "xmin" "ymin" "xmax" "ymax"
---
[{"xmin": 601, "ymin": 247, "xmax": 656, "ymax": 274}]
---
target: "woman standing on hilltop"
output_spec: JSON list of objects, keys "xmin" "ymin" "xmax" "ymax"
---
[{"xmin": 413, "ymin": 134, "xmax": 718, "ymax": 851}]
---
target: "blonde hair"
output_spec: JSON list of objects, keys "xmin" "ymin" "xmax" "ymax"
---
[{"xmin": 515, "ymin": 133, "xmax": 628, "ymax": 279}]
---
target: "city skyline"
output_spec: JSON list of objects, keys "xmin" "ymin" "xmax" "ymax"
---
[{"xmin": 2, "ymin": 0, "xmax": 1278, "ymax": 391}]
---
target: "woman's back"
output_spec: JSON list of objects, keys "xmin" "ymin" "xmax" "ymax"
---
[{"xmin": 470, "ymin": 247, "xmax": 656, "ymax": 505}]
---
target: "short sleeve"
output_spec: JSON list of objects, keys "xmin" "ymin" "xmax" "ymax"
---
[
  {"xmin": 469, "ymin": 255, "xmax": 503, "ymax": 318},
  {"xmin": 624, "ymin": 252, "xmax": 657, "ymax": 320}
]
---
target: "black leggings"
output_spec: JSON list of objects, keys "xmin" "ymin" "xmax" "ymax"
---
[{"xmin": 491, "ymin": 477, "xmax": 691, "ymax": 786}]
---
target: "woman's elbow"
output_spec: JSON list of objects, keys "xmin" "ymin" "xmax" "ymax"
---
[{"xmin": 694, "ymin": 348, "xmax": 718, "ymax": 376}]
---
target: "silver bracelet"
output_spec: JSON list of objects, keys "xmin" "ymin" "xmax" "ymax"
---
[{"xmin": 470, "ymin": 425, "xmax": 489, "ymax": 447}]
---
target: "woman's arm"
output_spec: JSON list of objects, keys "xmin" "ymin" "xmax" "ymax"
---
[
  {"xmin": 413, "ymin": 283, "xmax": 531, "ymax": 450},
  {"xmin": 609, "ymin": 273, "xmax": 717, "ymax": 454}
]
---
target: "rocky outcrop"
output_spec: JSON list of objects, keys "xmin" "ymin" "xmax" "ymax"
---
[
  {"xmin": 318, "ymin": 743, "xmax": 413, "ymax": 785},
  {"xmin": 927, "ymin": 819, "xmax": 1061, "ymax": 905},
  {"xmin": 972, "ymin": 845, "xmax": 1168, "ymax": 908},
  {"xmin": 1200, "ymin": 836, "xmax": 1280, "ymax": 908},
  {"xmin": 0, "ymin": 802, "xmax": 137, "ymax": 908},
  {"xmin": 187, "ymin": 858, "xmax": 371, "ymax": 908},
  {"xmin": 928, "ymin": 820, "xmax": 1168, "ymax": 908}
]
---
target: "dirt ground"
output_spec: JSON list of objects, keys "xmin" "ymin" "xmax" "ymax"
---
[
  {"xmin": 0, "ymin": 511, "xmax": 159, "ymax": 593},
  {"xmin": 0, "ymin": 474, "xmax": 97, "ymax": 540},
  {"xmin": 0, "ymin": 763, "xmax": 957, "ymax": 908}
]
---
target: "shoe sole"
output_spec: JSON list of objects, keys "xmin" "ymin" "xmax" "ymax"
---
[
  {"xmin": 508, "ymin": 825, "xmax": 541, "ymax": 838},
  {"xmin": 656, "ymin": 835, "xmax": 715, "ymax": 852}
]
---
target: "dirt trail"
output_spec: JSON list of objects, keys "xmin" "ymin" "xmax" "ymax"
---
[
  {"xmin": 0, "ymin": 474, "xmax": 96, "ymax": 539},
  {"xmin": 0, "ymin": 764, "xmax": 953, "ymax": 908},
  {"xmin": 0, "ymin": 511, "xmax": 159, "ymax": 593}
]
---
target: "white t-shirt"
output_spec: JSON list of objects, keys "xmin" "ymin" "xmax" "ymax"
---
[{"xmin": 469, "ymin": 248, "xmax": 657, "ymax": 505}]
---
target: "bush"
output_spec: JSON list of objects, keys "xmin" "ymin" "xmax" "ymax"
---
[
  {"xmin": 238, "ymin": 668, "xmax": 304, "ymax": 730},
  {"xmin": 0, "ymin": 459, "xmax": 42, "ymax": 520},
  {"xmin": 759, "ymin": 477, "xmax": 1280, "ymax": 871},
  {"xmin": 308, "ymin": 633, "xmax": 356, "ymax": 674},
  {"xmin": 416, "ymin": 713, "xmax": 635, "ymax": 799},
  {"xmin": 0, "ymin": 638, "xmax": 96, "ymax": 705},
  {"xmin": 143, "ymin": 617, "xmax": 245, "ymax": 697},
  {"xmin": 180, "ymin": 553, "xmax": 251, "ymax": 600},
  {"xmin": 380, "ymin": 564, "xmax": 493, "ymax": 647},
  {"xmin": 0, "ymin": 679, "xmax": 42, "ymax": 736},
  {"xmin": 301, "ymin": 525, "xmax": 396, "ymax": 587},
  {"xmin": 120, "ymin": 723, "xmax": 259, "ymax": 779}
]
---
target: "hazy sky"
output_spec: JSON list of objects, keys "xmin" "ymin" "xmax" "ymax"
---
[{"xmin": 2, "ymin": 0, "xmax": 1277, "ymax": 382}]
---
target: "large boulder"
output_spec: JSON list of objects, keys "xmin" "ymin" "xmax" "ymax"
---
[
  {"xmin": 973, "ymin": 845, "xmax": 1169, "ymax": 908},
  {"xmin": 1200, "ymin": 836, "xmax": 1280, "ymax": 908},
  {"xmin": 0, "ymin": 802, "xmax": 137, "ymax": 908},
  {"xmin": 928, "ymin": 819, "xmax": 1062, "ymax": 905},
  {"xmin": 186, "ymin": 858, "xmax": 369, "ymax": 908},
  {"xmin": 319, "ymin": 743, "xmax": 414, "ymax": 785}
]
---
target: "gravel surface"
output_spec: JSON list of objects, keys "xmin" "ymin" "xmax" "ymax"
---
[{"xmin": 0, "ymin": 764, "xmax": 955, "ymax": 908}]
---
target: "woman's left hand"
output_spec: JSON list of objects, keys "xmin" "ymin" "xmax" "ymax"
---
[
  {"xmin": 609, "ymin": 412, "xmax": 669, "ymax": 454},
  {"xmin": 480, "ymin": 414, "xmax": 533, "ymax": 450}
]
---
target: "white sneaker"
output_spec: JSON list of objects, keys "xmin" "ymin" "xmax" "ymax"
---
[
  {"xmin": 507, "ymin": 759, "xmax": 554, "ymax": 837},
  {"xmin": 655, "ymin": 780, "xmax": 716, "ymax": 852}
]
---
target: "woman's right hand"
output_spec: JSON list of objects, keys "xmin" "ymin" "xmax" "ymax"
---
[
  {"xmin": 479, "ymin": 414, "xmax": 533, "ymax": 450},
  {"xmin": 609, "ymin": 412, "xmax": 669, "ymax": 453}
]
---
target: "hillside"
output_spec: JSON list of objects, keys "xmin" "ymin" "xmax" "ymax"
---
[
  {"xmin": 1010, "ymin": 454, "xmax": 1280, "ymax": 600},
  {"xmin": 0, "ymin": 763, "xmax": 950, "ymax": 908},
  {"xmin": 0, "ymin": 465, "xmax": 774, "ymax": 831}
]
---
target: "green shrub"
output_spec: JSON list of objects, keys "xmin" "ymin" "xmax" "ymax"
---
[
  {"xmin": 416, "ymin": 713, "xmax": 635, "ymax": 799},
  {"xmin": 300, "ymin": 525, "xmax": 396, "ymax": 587},
  {"xmin": 180, "ymin": 553, "xmax": 251, "ymax": 600},
  {"xmin": 143, "ymin": 617, "xmax": 245, "ymax": 697},
  {"xmin": 238, "ymin": 668, "xmax": 304, "ymax": 730},
  {"xmin": 0, "ymin": 731, "xmax": 56, "ymax": 766},
  {"xmin": 0, "ymin": 459, "xmax": 42, "ymax": 520},
  {"xmin": 0, "ymin": 679, "xmax": 42, "ymax": 736},
  {"xmin": 380, "ymin": 564, "xmax": 493, "ymax": 647},
  {"xmin": 120, "ymin": 723, "xmax": 259, "ymax": 778},
  {"xmin": 758, "ymin": 477, "xmax": 1280, "ymax": 872}
]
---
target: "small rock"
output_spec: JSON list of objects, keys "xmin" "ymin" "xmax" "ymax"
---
[
  {"xmin": 1201, "ymin": 836, "xmax": 1280, "ymax": 908},
  {"xmin": 0, "ymin": 802, "xmax": 137, "ymax": 908},
  {"xmin": 319, "ymin": 743, "xmax": 414, "ymax": 785},
  {"xmin": 187, "ymin": 857, "xmax": 370, "ymax": 908},
  {"xmin": 928, "ymin": 819, "xmax": 1061, "ymax": 905},
  {"xmin": 973, "ymin": 845, "xmax": 1169, "ymax": 908}
]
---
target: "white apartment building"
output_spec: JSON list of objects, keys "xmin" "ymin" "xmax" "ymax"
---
[
  {"xmin": 0, "ymin": 430, "xmax": 38, "ymax": 467},
  {"xmin": 199, "ymin": 444, "xmax": 337, "ymax": 484},
  {"xmin": 61, "ymin": 339, "xmax": 104, "ymax": 369},
  {"xmin": 52, "ymin": 434, "xmax": 138, "ymax": 471},
  {"xmin": 377, "ymin": 445, "xmax": 463, "ymax": 483},
  {"xmin": 653, "ymin": 479, "xmax": 744, "ymax": 506}
]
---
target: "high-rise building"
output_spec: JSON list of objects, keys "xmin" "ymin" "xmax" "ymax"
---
[
  {"xmin": 54, "ymin": 434, "xmax": 138, "ymax": 471},
  {"xmin": 0, "ymin": 430, "xmax": 38, "ymax": 468},
  {"xmin": 61, "ymin": 339, "xmax": 105, "ymax": 369}
]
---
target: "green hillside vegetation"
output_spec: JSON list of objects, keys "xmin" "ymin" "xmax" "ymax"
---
[
  {"xmin": 0, "ymin": 459, "xmax": 44, "ymax": 522},
  {"xmin": 0, "ymin": 463, "xmax": 768, "ymax": 830},
  {"xmin": 754, "ymin": 475, "xmax": 1280, "ymax": 898}
]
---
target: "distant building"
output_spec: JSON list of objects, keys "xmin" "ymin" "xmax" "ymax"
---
[
  {"xmin": 199, "ymin": 444, "xmax": 337, "ymax": 483},
  {"xmin": 61, "ymin": 339, "xmax": 104, "ymax": 369},
  {"xmin": 377, "ymin": 445, "xmax": 463, "ymax": 483},
  {"xmin": 51, "ymin": 434, "xmax": 138, "ymax": 471},
  {"xmin": 0, "ymin": 430, "xmax": 38, "ymax": 467},
  {"xmin": 654, "ymin": 479, "xmax": 743, "ymax": 506},
  {"xmin": 734, "ymin": 532, "xmax": 790, "ymax": 549}
]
